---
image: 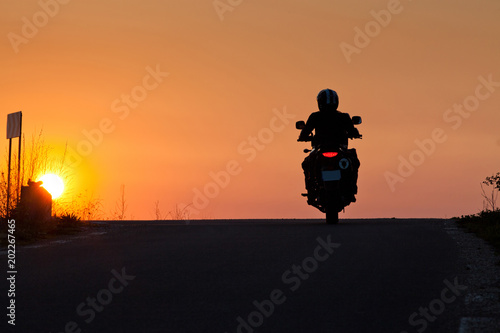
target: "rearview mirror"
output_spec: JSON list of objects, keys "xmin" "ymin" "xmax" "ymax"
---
[
  {"xmin": 352, "ymin": 116, "xmax": 362, "ymax": 125},
  {"xmin": 296, "ymin": 121, "xmax": 306, "ymax": 130}
]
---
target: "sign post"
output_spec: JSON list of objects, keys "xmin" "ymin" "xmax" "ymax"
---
[{"xmin": 6, "ymin": 111, "xmax": 22, "ymax": 218}]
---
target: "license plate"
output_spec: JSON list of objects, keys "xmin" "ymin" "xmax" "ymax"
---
[{"xmin": 321, "ymin": 170, "xmax": 341, "ymax": 181}]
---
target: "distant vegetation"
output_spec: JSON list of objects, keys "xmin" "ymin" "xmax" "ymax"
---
[
  {"xmin": 0, "ymin": 130, "xmax": 102, "ymax": 245},
  {"xmin": 455, "ymin": 172, "xmax": 500, "ymax": 254},
  {"xmin": 1, "ymin": 131, "xmax": 191, "ymax": 245}
]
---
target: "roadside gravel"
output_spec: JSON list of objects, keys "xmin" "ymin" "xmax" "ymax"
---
[{"xmin": 444, "ymin": 219, "xmax": 500, "ymax": 333}]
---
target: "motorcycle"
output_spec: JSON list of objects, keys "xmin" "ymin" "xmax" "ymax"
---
[{"xmin": 296, "ymin": 116, "xmax": 362, "ymax": 224}]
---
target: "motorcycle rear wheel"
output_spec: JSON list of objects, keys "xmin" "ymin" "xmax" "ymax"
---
[{"xmin": 325, "ymin": 207, "xmax": 339, "ymax": 224}]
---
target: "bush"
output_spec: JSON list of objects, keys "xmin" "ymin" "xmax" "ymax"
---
[
  {"xmin": 54, "ymin": 213, "xmax": 84, "ymax": 232},
  {"xmin": 455, "ymin": 210, "xmax": 500, "ymax": 254}
]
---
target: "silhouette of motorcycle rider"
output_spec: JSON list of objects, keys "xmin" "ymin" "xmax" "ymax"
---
[{"xmin": 298, "ymin": 89, "xmax": 361, "ymax": 204}]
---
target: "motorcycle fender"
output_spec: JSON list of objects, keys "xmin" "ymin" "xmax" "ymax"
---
[{"xmin": 323, "ymin": 180, "xmax": 340, "ymax": 191}]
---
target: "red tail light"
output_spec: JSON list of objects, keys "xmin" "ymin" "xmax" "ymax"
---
[{"xmin": 322, "ymin": 152, "xmax": 338, "ymax": 158}]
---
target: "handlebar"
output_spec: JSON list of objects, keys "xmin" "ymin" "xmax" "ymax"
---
[{"xmin": 298, "ymin": 134, "xmax": 363, "ymax": 142}]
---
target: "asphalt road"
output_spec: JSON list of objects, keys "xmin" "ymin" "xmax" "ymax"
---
[{"xmin": 1, "ymin": 219, "xmax": 468, "ymax": 333}]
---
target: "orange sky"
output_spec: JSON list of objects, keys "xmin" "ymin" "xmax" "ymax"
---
[{"xmin": 1, "ymin": 0, "xmax": 499, "ymax": 219}]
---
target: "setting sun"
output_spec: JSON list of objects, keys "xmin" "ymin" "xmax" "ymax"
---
[{"xmin": 38, "ymin": 174, "xmax": 65, "ymax": 199}]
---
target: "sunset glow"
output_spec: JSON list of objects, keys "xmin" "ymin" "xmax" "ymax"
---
[{"xmin": 1, "ymin": 1, "xmax": 499, "ymax": 219}]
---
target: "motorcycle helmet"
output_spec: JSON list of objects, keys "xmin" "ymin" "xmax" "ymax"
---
[{"xmin": 317, "ymin": 89, "xmax": 339, "ymax": 111}]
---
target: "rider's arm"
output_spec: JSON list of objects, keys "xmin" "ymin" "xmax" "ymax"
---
[
  {"xmin": 298, "ymin": 113, "xmax": 316, "ymax": 141},
  {"xmin": 343, "ymin": 113, "xmax": 361, "ymax": 138}
]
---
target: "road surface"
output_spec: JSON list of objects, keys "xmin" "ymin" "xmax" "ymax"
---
[{"xmin": 1, "ymin": 219, "xmax": 469, "ymax": 332}]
